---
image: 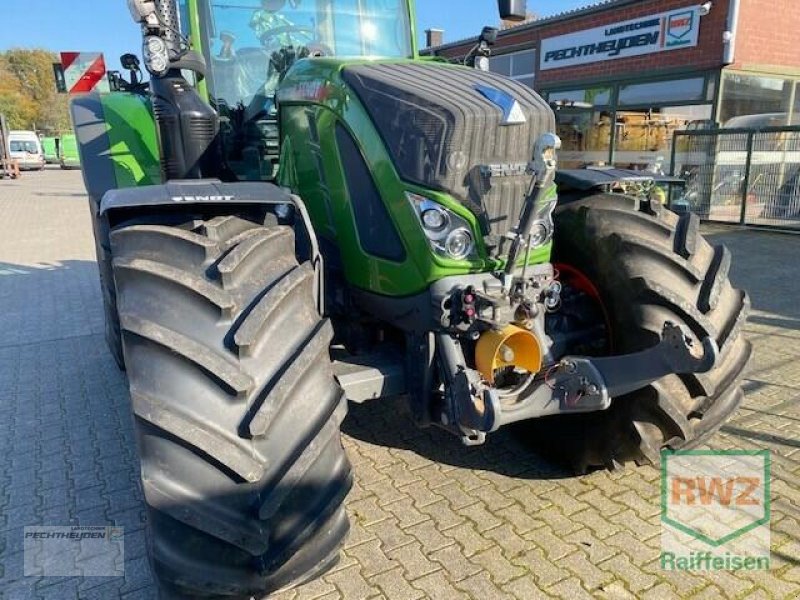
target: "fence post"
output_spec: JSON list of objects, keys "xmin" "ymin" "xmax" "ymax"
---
[
  {"xmin": 670, "ymin": 132, "xmax": 679, "ymax": 177},
  {"xmin": 740, "ymin": 131, "xmax": 755, "ymax": 225}
]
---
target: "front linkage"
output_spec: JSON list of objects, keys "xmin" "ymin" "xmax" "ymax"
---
[{"xmin": 429, "ymin": 135, "xmax": 718, "ymax": 445}]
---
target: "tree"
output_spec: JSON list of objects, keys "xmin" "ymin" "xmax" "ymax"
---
[{"xmin": 0, "ymin": 49, "xmax": 71, "ymax": 131}]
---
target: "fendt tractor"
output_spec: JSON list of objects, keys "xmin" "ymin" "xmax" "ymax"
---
[{"xmin": 69, "ymin": 0, "xmax": 751, "ymax": 597}]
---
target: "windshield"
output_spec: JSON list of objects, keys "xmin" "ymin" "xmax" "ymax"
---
[
  {"xmin": 10, "ymin": 141, "xmax": 39, "ymax": 154},
  {"xmin": 207, "ymin": 0, "xmax": 411, "ymax": 58},
  {"xmin": 203, "ymin": 0, "xmax": 412, "ymax": 108}
]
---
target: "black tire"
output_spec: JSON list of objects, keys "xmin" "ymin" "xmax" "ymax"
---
[
  {"xmin": 110, "ymin": 214, "xmax": 352, "ymax": 598},
  {"xmin": 87, "ymin": 197, "xmax": 125, "ymax": 369},
  {"xmin": 535, "ymin": 194, "xmax": 751, "ymax": 473}
]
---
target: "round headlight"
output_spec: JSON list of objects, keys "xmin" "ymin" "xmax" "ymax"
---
[
  {"xmin": 421, "ymin": 208, "xmax": 448, "ymax": 232},
  {"xmin": 445, "ymin": 228, "xmax": 474, "ymax": 259},
  {"xmin": 144, "ymin": 35, "xmax": 169, "ymax": 75},
  {"xmin": 530, "ymin": 221, "xmax": 550, "ymax": 247}
]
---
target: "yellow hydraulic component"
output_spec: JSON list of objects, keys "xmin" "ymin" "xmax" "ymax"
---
[{"xmin": 475, "ymin": 324, "xmax": 543, "ymax": 384}]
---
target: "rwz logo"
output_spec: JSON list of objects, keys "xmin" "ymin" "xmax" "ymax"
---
[
  {"xmin": 670, "ymin": 476, "xmax": 761, "ymax": 507},
  {"xmin": 661, "ymin": 449, "xmax": 770, "ymax": 569}
]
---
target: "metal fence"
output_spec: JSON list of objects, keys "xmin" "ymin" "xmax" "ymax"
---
[{"xmin": 670, "ymin": 126, "xmax": 800, "ymax": 229}]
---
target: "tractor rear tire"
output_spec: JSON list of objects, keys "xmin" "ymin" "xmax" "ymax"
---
[
  {"xmin": 110, "ymin": 214, "xmax": 352, "ymax": 598},
  {"xmin": 537, "ymin": 194, "xmax": 751, "ymax": 472}
]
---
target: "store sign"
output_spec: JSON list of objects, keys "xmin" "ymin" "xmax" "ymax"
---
[{"xmin": 541, "ymin": 6, "xmax": 701, "ymax": 70}]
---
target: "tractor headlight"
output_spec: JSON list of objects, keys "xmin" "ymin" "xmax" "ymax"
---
[
  {"xmin": 445, "ymin": 229, "xmax": 474, "ymax": 259},
  {"xmin": 144, "ymin": 35, "xmax": 169, "ymax": 76},
  {"xmin": 529, "ymin": 220, "xmax": 551, "ymax": 248},
  {"xmin": 407, "ymin": 192, "xmax": 477, "ymax": 260}
]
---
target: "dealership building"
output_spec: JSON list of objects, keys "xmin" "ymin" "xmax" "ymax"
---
[{"xmin": 426, "ymin": 0, "xmax": 800, "ymax": 169}]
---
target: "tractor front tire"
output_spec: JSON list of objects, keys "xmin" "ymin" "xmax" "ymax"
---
[
  {"xmin": 110, "ymin": 214, "xmax": 352, "ymax": 598},
  {"xmin": 543, "ymin": 194, "xmax": 751, "ymax": 472}
]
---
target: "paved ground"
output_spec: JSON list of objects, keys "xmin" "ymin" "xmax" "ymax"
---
[{"xmin": 0, "ymin": 169, "xmax": 798, "ymax": 600}]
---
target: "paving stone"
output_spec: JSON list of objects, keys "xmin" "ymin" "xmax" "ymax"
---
[
  {"xmin": 435, "ymin": 482, "xmax": 478, "ymax": 511},
  {"xmin": 560, "ymin": 550, "xmax": 615, "ymax": 592},
  {"xmin": 385, "ymin": 542, "xmax": 439, "ymax": 581},
  {"xmin": 362, "ymin": 479, "xmax": 407, "ymax": 507},
  {"xmin": 640, "ymin": 582, "xmax": 681, "ymax": 600},
  {"xmin": 524, "ymin": 525, "xmax": 577, "ymax": 561},
  {"xmin": 410, "ymin": 571, "xmax": 464, "ymax": 600},
  {"xmin": 369, "ymin": 568, "xmax": 424, "ymax": 600},
  {"xmin": 346, "ymin": 539, "xmax": 399, "ymax": 578},
  {"xmin": 349, "ymin": 497, "xmax": 391, "ymax": 528},
  {"xmin": 444, "ymin": 521, "xmax": 494, "ymax": 557},
  {"xmin": 384, "ymin": 498, "xmax": 429, "ymax": 530},
  {"xmin": 470, "ymin": 545, "xmax": 525, "ymax": 584},
  {"xmin": 546, "ymin": 576, "xmax": 598, "ymax": 600},
  {"xmin": 514, "ymin": 548, "xmax": 568, "ymax": 588},
  {"xmin": 502, "ymin": 574, "xmax": 551, "ymax": 600},
  {"xmin": 597, "ymin": 553, "xmax": 657, "ymax": 594},
  {"xmin": 399, "ymin": 482, "xmax": 443, "ymax": 510},
  {"xmin": 429, "ymin": 543, "xmax": 482, "ymax": 582},
  {"xmin": 365, "ymin": 518, "xmax": 414, "ymax": 553},
  {"xmin": 455, "ymin": 570, "xmax": 515, "ymax": 600},
  {"xmin": 403, "ymin": 520, "xmax": 453, "ymax": 554},
  {"xmin": 417, "ymin": 500, "xmax": 464, "ymax": 531},
  {"xmin": 496, "ymin": 503, "xmax": 546, "ymax": 535},
  {"xmin": 325, "ymin": 565, "xmax": 379, "ymax": 600},
  {"xmin": 594, "ymin": 581, "xmax": 637, "ymax": 599}
]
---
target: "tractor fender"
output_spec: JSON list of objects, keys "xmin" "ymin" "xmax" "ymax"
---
[
  {"xmin": 99, "ymin": 180, "xmax": 294, "ymax": 215},
  {"xmin": 100, "ymin": 181, "xmax": 326, "ymax": 314}
]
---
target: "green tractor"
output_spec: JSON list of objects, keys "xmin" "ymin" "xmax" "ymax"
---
[{"xmin": 70, "ymin": 0, "xmax": 751, "ymax": 597}]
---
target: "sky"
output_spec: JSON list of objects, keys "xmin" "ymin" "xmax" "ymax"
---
[{"xmin": 0, "ymin": 0, "xmax": 592, "ymax": 70}]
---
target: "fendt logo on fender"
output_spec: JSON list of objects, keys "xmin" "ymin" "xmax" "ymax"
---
[{"xmin": 171, "ymin": 195, "xmax": 235, "ymax": 203}]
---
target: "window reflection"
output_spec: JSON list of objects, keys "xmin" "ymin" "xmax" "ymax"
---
[
  {"xmin": 720, "ymin": 73, "xmax": 793, "ymax": 125},
  {"xmin": 613, "ymin": 105, "xmax": 712, "ymax": 170}
]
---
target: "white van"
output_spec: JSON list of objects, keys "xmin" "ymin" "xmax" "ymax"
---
[{"xmin": 8, "ymin": 131, "xmax": 45, "ymax": 171}]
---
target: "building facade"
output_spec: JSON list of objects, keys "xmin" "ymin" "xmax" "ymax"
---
[{"xmin": 426, "ymin": 0, "xmax": 800, "ymax": 169}]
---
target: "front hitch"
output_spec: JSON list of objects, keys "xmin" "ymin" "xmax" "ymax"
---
[{"xmin": 438, "ymin": 322, "xmax": 718, "ymax": 443}]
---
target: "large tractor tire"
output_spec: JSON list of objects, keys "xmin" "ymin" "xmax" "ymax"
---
[
  {"xmin": 538, "ymin": 194, "xmax": 751, "ymax": 473},
  {"xmin": 110, "ymin": 214, "xmax": 352, "ymax": 598},
  {"xmin": 88, "ymin": 200, "xmax": 125, "ymax": 369}
]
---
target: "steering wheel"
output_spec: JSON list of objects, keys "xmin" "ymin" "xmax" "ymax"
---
[{"xmin": 259, "ymin": 25, "xmax": 315, "ymax": 49}]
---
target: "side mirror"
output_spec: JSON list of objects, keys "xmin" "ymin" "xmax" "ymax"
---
[
  {"xmin": 498, "ymin": 0, "xmax": 527, "ymax": 21},
  {"xmin": 480, "ymin": 27, "xmax": 499, "ymax": 46}
]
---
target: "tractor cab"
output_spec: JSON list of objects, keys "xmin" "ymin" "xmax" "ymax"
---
[{"xmin": 184, "ymin": 0, "xmax": 414, "ymax": 179}]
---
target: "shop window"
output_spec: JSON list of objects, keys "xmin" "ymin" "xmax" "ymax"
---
[
  {"xmin": 489, "ymin": 50, "xmax": 536, "ymax": 87},
  {"xmin": 613, "ymin": 105, "xmax": 712, "ymax": 170},
  {"xmin": 554, "ymin": 109, "xmax": 614, "ymax": 168},
  {"xmin": 720, "ymin": 73, "xmax": 793, "ymax": 126},
  {"xmin": 548, "ymin": 87, "xmax": 612, "ymax": 107},
  {"xmin": 618, "ymin": 78, "xmax": 707, "ymax": 106}
]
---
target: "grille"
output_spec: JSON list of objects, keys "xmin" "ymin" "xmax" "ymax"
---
[{"xmin": 342, "ymin": 63, "xmax": 554, "ymax": 247}]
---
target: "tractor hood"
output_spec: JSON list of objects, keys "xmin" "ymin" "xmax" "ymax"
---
[{"xmin": 342, "ymin": 62, "xmax": 554, "ymax": 245}]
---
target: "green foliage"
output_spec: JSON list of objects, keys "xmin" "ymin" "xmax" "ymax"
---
[{"xmin": 0, "ymin": 49, "xmax": 71, "ymax": 132}]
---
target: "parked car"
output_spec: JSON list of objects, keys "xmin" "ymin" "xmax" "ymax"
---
[{"xmin": 8, "ymin": 131, "xmax": 45, "ymax": 171}]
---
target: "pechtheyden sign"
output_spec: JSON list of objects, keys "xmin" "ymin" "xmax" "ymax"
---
[{"xmin": 540, "ymin": 5, "xmax": 701, "ymax": 70}]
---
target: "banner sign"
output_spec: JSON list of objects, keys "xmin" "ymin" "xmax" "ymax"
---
[
  {"xmin": 60, "ymin": 52, "xmax": 110, "ymax": 95},
  {"xmin": 541, "ymin": 6, "xmax": 701, "ymax": 70}
]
